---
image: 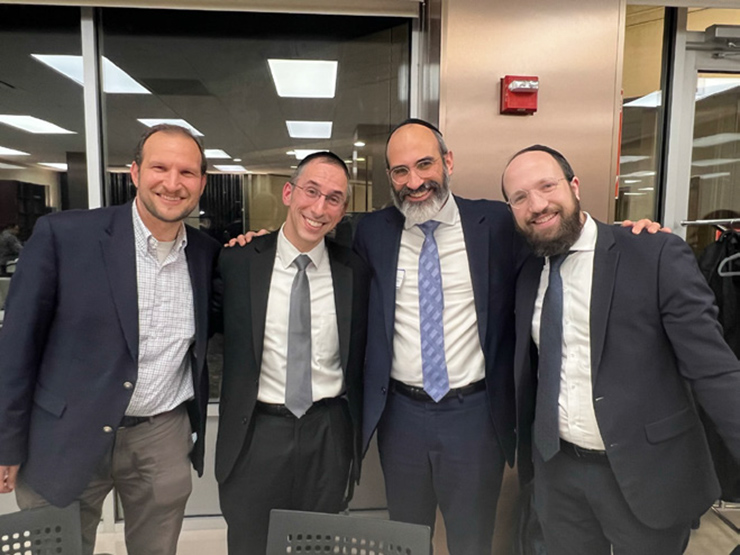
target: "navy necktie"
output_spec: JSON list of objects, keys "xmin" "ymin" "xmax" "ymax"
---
[
  {"xmin": 534, "ymin": 252, "xmax": 569, "ymax": 461},
  {"xmin": 418, "ymin": 221, "xmax": 450, "ymax": 402}
]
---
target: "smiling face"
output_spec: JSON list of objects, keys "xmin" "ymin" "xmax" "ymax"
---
[
  {"xmin": 282, "ymin": 158, "xmax": 348, "ymax": 252},
  {"xmin": 502, "ymin": 150, "xmax": 584, "ymax": 257},
  {"xmin": 386, "ymin": 123, "xmax": 453, "ymax": 225},
  {"xmin": 131, "ymin": 130, "xmax": 207, "ymax": 241}
]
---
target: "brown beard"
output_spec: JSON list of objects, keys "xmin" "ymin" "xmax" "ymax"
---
[{"xmin": 516, "ymin": 197, "xmax": 583, "ymax": 258}]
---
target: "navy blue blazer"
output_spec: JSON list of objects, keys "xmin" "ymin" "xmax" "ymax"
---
[
  {"xmin": 514, "ymin": 220, "xmax": 740, "ymax": 529},
  {"xmin": 354, "ymin": 196, "xmax": 526, "ymax": 466},
  {"xmin": 0, "ymin": 202, "xmax": 220, "ymax": 507}
]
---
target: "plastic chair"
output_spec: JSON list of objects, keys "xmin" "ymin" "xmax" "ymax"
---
[
  {"xmin": 0, "ymin": 501, "xmax": 83, "ymax": 555},
  {"xmin": 266, "ymin": 509, "xmax": 431, "ymax": 555}
]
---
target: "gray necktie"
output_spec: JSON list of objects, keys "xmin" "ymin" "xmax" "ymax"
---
[
  {"xmin": 285, "ymin": 254, "xmax": 313, "ymax": 418},
  {"xmin": 534, "ymin": 252, "xmax": 569, "ymax": 461}
]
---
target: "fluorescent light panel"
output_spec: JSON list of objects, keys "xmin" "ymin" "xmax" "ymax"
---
[
  {"xmin": 286, "ymin": 120, "xmax": 332, "ymax": 139},
  {"xmin": 32, "ymin": 54, "xmax": 149, "ymax": 94},
  {"xmin": 39, "ymin": 162, "xmax": 68, "ymax": 170},
  {"xmin": 0, "ymin": 145, "xmax": 30, "ymax": 156},
  {"xmin": 138, "ymin": 119, "xmax": 203, "ymax": 137},
  {"xmin": 0, "ymin": 115, "xmax": 75, "ymax": 134},
  {"xmin": 691, "ymin": 158, "xmax": 740, "ymax": 167},
  {"xmin": 693, "ymin": 133, "xmax": 740, "ymax": 148},
  {"xmin": 205, "ymin": 149, "xmax": 231, "ymax": 159},
  {"xmin": 292, "ymin": 149, "xmax": 323, "ymax": 160},
  {"xmin": 698, "ymin": 172, "xmax": 732, "ymax": 179},
  {"xmin": 268, "ymin": 59, "xmax": 338, "ymax": 98},
  {"xmin": 213, "ymin": 164, "xmax": 248, "ymax": 172},
  {"xmin": 619, "ymin": 155, "xmax": 650, "ymax": 164},
  {"xmin": 0, "ymin": 162, "xmax": 24, "ymax": 169}
]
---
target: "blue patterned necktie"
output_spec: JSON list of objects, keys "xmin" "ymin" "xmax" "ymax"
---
[
  {"xmin": 417, "ymin": 221, "xmax": 450, "ymax": 402},
  {"xmin": 534, "ymin": 252, "xmax": 570, "ymax": 461},
  {"xmin": 285, "ymin": 254, "xmax": 313, "ymax": 418}
]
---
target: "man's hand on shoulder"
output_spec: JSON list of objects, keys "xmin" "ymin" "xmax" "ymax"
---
[
  {"xmin": 223, "ymin": 229, "xmax": 269, "ymax": 248},
  {"xmin": 621, "ymin": 219, "xmax": 672, "ymax": 235},
  {"xmin": 0, "ymin": 465, "xmax": 19, "ymax": 493}
]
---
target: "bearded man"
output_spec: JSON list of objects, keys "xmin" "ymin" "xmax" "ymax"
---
[
  {"xmin": 503, "ymin": 144, "xmax": 740, "ymax": 555},
  {"xmin": 353, "ymin": 119, "xmax": 528, "ymax": 554}
]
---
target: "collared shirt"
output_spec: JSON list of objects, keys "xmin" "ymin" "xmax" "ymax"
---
[
  {"xmin": 392, "ymin": 195, "xmax": 486, "ymax": 387},
  {"xmin": 258, "ymin": 227, "xmax": 343, "ymax": 404},
  {"xmin": 532, "ymin": 213, "xmax": 604, "ymax": 450},
  {"xmin": 127, "ymin": 202, "xmax": 195, "ymax": 417}
]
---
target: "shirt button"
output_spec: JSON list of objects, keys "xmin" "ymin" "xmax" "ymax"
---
[
  {"xmin": 103, "ymin": 426, "xmax": 113, "ymax": 433},
  {"xmin": 123, "ymin": 382, "xmax": 134, "ymax": 390}
]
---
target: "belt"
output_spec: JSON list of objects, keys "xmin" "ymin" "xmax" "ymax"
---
[
  {"xmin": 119, "ymin": 405, "xmax": 182, "ymax": 429},
  {"xmin": 256, "ymin": 397, "xmax": 344, "ymax": 418},
  {"xmin": 389, "ymin": 379, "xmax": 485, "ymax": 402},
  {"xmin": 559, "ymin": 439, "xmax": 609, "ymax": 464}
]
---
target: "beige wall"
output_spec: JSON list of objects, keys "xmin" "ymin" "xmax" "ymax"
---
[{"xmin": 439, "ymin": 0, "xmax": 625, "ymax": 222}]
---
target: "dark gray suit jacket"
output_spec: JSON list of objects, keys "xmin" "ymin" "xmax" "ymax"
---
[
  {"xmin": 0, "ymin": 202, "xmax": 220, "ymax": 506},
  {"xmin": 514, "ymin": 220, "xmax": 740, "ymax": 529}
]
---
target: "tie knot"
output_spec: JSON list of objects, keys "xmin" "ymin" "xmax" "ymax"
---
[
  {"xmin": 418, "ymin": 220, "xmax": 440, "ymax": 237},
  {"xmin": 548, "ymin": 252, "xmax": 569, "ymax": 272},
  {"xmin": 293, "ymin": 254, "xmax": 311, "ymax": 271}
]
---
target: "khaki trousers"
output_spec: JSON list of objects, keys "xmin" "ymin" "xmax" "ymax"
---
[{"xmin": 16, "ymin": 405, "xmax": 193, "ymax": 555}]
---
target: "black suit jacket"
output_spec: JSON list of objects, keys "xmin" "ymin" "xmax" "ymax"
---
[
  {"xmin": 354, "ymin": 197, "xmax": 527, "ymax": 464},
  {"xmin": 0, "ymin": 202, "xmax": 220, "ymax": 507},
  {"xmin": 514, "ymin": 220, "xmax": 740, "ymax": 529},
  {"xmin": 213, "ymin": 232, "xmax": 369, "ymax": 495}
]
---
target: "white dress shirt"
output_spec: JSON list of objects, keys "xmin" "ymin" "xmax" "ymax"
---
[
  {"xmin": 392, "ymin": 196, "xmax": 486, "ymax": 388},
  {"xmin": 258, "ymin": 227, "xmax": 343, "ymax": 404},
  {"xmin": 532, "ymin": 213, "xmax": 605, "ymax": 450},
  {"xmin": 127, "ymin": 202, "xmax": 195, "ymax": 417}
]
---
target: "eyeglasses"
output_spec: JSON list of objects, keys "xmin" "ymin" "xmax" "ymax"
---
[
  {"xmin": 506, "ymin": 178, "xmax": 569, "ymax": 210},
  {"xmin": 388, "ymin": 157, "xmax": 439, "ymax": 186},
  {"xmin": 292, "ymin": 183, "xmax": 347, "ymax": 208}
]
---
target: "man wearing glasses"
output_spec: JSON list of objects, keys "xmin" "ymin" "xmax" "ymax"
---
[
  {"xmin": 354, "ymin": 119, "xmax": 527, "ymax": 554},
  {"xmin": 213, "ymin": 151, "xmax": 369, "ymax": 554}
]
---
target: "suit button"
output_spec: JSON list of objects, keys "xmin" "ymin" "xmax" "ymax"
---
[
  {"xmin": 381, "ymin": 387, "xmax": 387, "ymax": 394},
  {"xmin": 103, "ymin": 426, "xmax": 113, "ymax": 433},
  {"xmin": 123, "ymin": 381, "xmax": 134, "ymax": 390},
  {"xmin": 242, "ymin": 417, "xmax": 248, "ymax": 425},
  {"xmin": 610, "ymin": 443, "xmax": 618, "ymax": 448}
]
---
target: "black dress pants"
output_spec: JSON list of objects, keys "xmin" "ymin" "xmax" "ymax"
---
[{"xmin": 219, "ymin": 398, "xmax": 352, "ymax": 555}]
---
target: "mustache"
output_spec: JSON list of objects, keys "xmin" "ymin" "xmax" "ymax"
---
[{"xmin": 397, "ymin": 180, "xmax": 441, "ymax": 201}]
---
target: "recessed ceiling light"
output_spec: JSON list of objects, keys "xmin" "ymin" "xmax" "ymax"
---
[
  {"xmin": 293, "ymin": 149, "xmax": 323, "ymax": 160},
  {"xmin": 0, "ymin": 115, "xmax": 75, "ymax": 134},
  {"xmin": 638, "ymin": 187, "xmax": 655, "ymax": 191},
  {"xmin": 619, "ymin": 155, "xmax": 649, "ymax": 164},
  {"xmin": 354, "ymin": 141, "xmax": 365, "ymax": 147},
  {"xmin": 214, "ymin": 164, "xmax": 248, "ymax": 172},
  {"xmin": 138, "ymin": 119, "xmax": 203, "ymax": 136},
  {"xmin": 620, "ymin": 170, "xmax": 656, "ymax": 178},
  {"xmin": 233, "ymin": 158, "xmax": 242, "ymax": 162},
  {"xmin": 622, "ymin": 179, "xmax": 642, "ymax": 184},
  {"xmin": 205, "ymin": 149, "xmax": 231, "ymax": 159},
  {"xmin": 32, "ymin": 54, "xmax": 150, "ymax": 94},
  {"xmin": 0, "ymin": 162, "xmax": 24, "ymax": 169},
  {"xmin": 0, "ymin": 145, "xmax": 30, "ymax": 156},
  {"xmin": 356, "ymin": 157, "xmax": 366, "ymax": 162},
  {"xmin": 268, "ymin": 59, "xmax": 338, "ymax": 98},
  {"xmin": 623, "ymin": 192, "xmax": 647, "ymax": 196},
  {"xmin": 286, "ymin": 120, "xmax": 332, "ymax": 139},
  {"xmin": 691, "ymin": 158, "xmax": 740, "ymax": 167},
  {"xmin": 693, "ymin": 133, "xmax": 740, "ymax": 148},
  {"xmin": 39, "ymin": 162, "xmax": 68, "ymax": 171},
  {"xmin": 698, "ymin": 172, "xmax": 732, "ymax": 179}
]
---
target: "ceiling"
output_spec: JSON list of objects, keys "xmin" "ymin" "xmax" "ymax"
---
[{"xmin": 0, "ymin": 5, "xmax": 410, "ymax": 182}]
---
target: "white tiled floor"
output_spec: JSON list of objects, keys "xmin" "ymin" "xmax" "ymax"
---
[{"xmin": 91, "ymin": 508, "xmax": 739, "ymax": 555}]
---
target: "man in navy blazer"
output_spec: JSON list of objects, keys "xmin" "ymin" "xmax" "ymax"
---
[
  {"xmin": 354, "ymin": 119, "xmax": 526, "ymax": 554},
  {"xmin": 0, "ymin": 125, "xmax": 220, "ymax": 555},
  {"xmin": 504, "ymin": 145, "xmax": 740, "ymax": 554}
]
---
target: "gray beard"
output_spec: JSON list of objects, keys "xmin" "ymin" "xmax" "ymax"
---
[
  {"xmin": 392, "ymin": 175, "xmax": 450, "ymax": 226},
  {"xmin": 517, "ymin": 202, "xmax": 583, "ymax": 258}
]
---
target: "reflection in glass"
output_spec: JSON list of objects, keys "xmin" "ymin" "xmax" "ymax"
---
[
  {"xmin": 616, "ymin": 6, "xmax": 665, "ymax": 222},
  {"xmin": 0, "ymin": 5, "xmax": 86, "ymax": 249}
]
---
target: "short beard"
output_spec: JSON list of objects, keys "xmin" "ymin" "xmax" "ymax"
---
[
  {"xmin": 391, "ymin": 171, "xmax": 450, "ymax": 226},
  {"xmin": 517, "ymin": 198, "xmax": 583, "ymax": 258}
]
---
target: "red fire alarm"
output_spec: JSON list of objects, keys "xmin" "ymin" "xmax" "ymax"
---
[{"xmin": 500, "ymin": 75, "xmax": 539, "ymax": 115}]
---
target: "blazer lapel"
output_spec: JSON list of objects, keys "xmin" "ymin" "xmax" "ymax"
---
[
  {"xmin": 184, "ymin": 228, "xmax": 209, "ymax": 368},
  {"xmin": 458, "ymin": 197, "xmax": 490, "ymax": 347},
  {"xmin": 380, "ymin": 209, "xmax": 404, "ymax": 348},
  {"xmin": 100, "ymin": 203, "xmax": 138, "ymax": 363},
  {"xmin": 327, "ymin": 241, "xmax": 352, "ymax": 373},
  {"xmin": 250, "ymin": 233, "xmax": 278, "ymax": 368},
  {"xmin": 590, "ymin": 222, "xmax": 618, "ymax": 381}
]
